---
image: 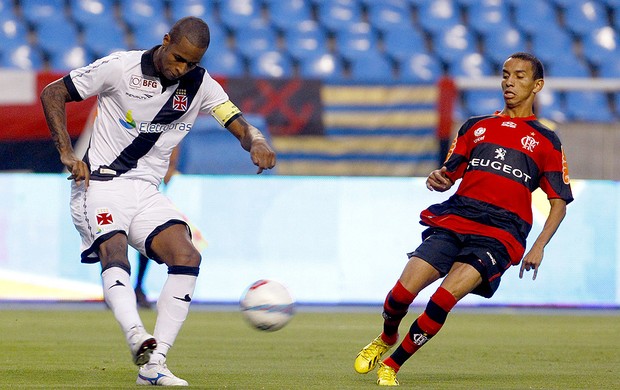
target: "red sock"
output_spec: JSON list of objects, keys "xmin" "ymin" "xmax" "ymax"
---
[{"xmin": 381, "ymin": 280, "xmax": 415, "ymax": 345}]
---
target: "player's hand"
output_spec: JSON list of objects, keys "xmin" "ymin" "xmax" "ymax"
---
[
  {"xmin": 519, "ymin": 245, "xmax": 544, "ymax": 280},
  {"xmin": 250, "ymin": 138, "xmax": 276, "ymax": 174},
  {"xmin": 62, "ymin": 154, "xmax": 90, "ymax": 187},
  {"xmin": 426, "ymin": 167, "xmax": 453, "ymax": 192}
]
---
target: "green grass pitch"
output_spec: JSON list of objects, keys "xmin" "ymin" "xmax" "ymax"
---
[{"xmin": 1, "ymin": 306, "xmax": 618, "ymax": 389}]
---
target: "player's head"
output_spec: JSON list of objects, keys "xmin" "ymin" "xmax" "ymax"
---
[
  {"xmin": 501, "ymin": 52, "xmax": 544, "ymax": 111},
  {"xmin": 155, "ymin": 17, "xmax": 210, "ymax": 81}
]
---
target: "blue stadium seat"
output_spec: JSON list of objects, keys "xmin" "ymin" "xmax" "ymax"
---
[
  {"xmin": 564, "ymin": 91, "xmax": 614, "ymax": 122},
  {"xmin": 0, "ymin": 44, "xmax": 43, "ymax": 70},
  {"xmin": 248, "ymin": 50, "xmax": 294, "ymax": 79},
  {"xmin": 132, "ymin": 20, "xmax": 171, "ymax": 50},
  {"xmin": 316, "ymin": 0, "xmax": 363, "ymax": 33},
  {"xmin": 20, "ymin": 0, "xmax": 65, "ymax": 25},
  {"xmin": 169, "ymin": 0, "xmax": 217, "ymax": 25},
  {"xmin": 119, "ymin": 0, "xmax": 167, "ymax": 30},
  {"xmin": 598, "ymin": 55, "xmax": 620, "ymax": 78},
  {"xmin": 417, "ymin": 0, "xmax": 461, "ymax": 35},
  {"xmin": 431, "ymin": 24, "xmax": 477, "ymax": 66},
  {"xmin": 481, "ymin": 26, "xmax": 527, "ymax": 65},
  {"xmin": 581, "ymin": 27, "xmax": 619, "ymax": 67},
  {"xmin": 365, "ymin": 0, "xmax": 412, "ymax": 33},
  {"xmin": 48, "ymin": 45, "xmax": 91, "ymax": 71},
  {"xmin": 546, "ymin": 54, "xmax": 591, "ymax": 77},
  {"xmin": 536, "ymin": 88, "xmax": 566, "ymax": 123},
  {"xmin": 530, "ymin": 26, "xmax": 574, "ymax": 67},
  {"xmin": 0, "ymin": 14, "xmax": 29, "ymax": 51},
  {"xmin": 398, "ymin": 52, "xmax": 442, "ymax": 83},
  {"xmin": 348, "ymin": 52, "xmax": 395, "ymax": 82},
  {"xmin": 267, "ymin": 0, "xmax": 314, "ymax": 31},
  {"xmin": 0, "ymin": 1, "xmax": 15, "ymax": 19},
  {"xmin": 463, "ymin": 90, "xmax": 503, "ymax": 117},
  {"xmin": 513, "ymin": 1, "xmax": 558, "ymax": 35},
  {"xmin": 219, "ymin": 0, "xmax": 264, "ymax": 32},
  {"xmin": 35, "ymin": 18, "xmax": 80, "ymax": 59},
  {"xmin": 203, "ymin": 47, "xmax": 245, "ymax": 77},
  {"xmin": 466, "ymin": 0, "xmax": 511, "ymax": 36},
  {"xmin": 83, "ymin": 20, "xmax": 127, "ymax": 57},
  {"xmin": 233, "ymin": 23, "xmax": 279, "ymax": 60},
  {"xmin": 448, "ymin": 52, "xmax": 493, "ymax": 78},
  {"xmin": 334, "ymin": 22, "xmax": 380, "ymax": 61},
  {"xmin": 283, "ymin": 21, "xmax": 329, "ymax": 61},
  {"xmin": 70, "ymin": 0, "xmax": 116, "ymax": 27},
  {"xmin": 298, "ymin": 52, "xmax": 345, "ymax": 81},
  {"xmin": 563, "ymin": 0, "xmax": 609, "ymax": 37},
  {"xmin": 382, "ymin": 25, "xmax": 426, "ymax": 62}
]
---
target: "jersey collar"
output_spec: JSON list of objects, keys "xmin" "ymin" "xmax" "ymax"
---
[
  {"xmin": 493, "ymin": 111, "xmax": 537, "ymax": 121},
  {"xmin": 141, "ymin": 45, "xmax": 178, "ymax": 92}
]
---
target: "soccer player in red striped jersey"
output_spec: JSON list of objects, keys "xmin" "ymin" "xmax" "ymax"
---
[{"xmin": 354, "ymin": 52, "xmax": 573, "ymax": 386}]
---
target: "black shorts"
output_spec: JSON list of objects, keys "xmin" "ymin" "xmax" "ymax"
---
[{"xmin": 408, "ymin": 228, "xmax": 512, "ymax": 298}]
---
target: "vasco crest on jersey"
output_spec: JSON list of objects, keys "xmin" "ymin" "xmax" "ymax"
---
[{"xmin": 173, "ymin": 89, "xmax": 188, "ymax": 111}]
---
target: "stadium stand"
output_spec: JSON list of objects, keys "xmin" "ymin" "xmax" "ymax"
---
[{"xmin": 3, "ymin": 0, "xmax": 620, "ymax": 176}]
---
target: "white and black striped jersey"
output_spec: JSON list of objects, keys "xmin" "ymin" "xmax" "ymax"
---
[{"xmin": 64, "ymin": 47, "xmax": 230, "ymax": 186}]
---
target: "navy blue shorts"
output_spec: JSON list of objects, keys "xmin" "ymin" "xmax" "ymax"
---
[{"xmin": 408, "ymin": 228, "xmax": 512, "ymax": 298}]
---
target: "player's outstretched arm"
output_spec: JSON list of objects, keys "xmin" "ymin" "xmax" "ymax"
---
[
  {"xmin": 519, "ymin": 198, "xmax": 567, "ymax": 280},
  {"xmin": 226, "ymin": 116, "xmax": 276, "ymax": 174},
  {"xmin": 40, "ymin": 79, "xmax": 90, "ymax": 187}
]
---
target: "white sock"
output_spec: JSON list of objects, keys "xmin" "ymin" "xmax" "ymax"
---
[
  {"xmin": 101, "ymin": 267, "xmax": 146, "ymax": 344},
  {"xmin": 151, "ymin": 273, "xmax": 197, "ymax": 363}
]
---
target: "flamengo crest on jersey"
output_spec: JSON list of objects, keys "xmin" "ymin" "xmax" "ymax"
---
[
  {"xmin": 422, "ymin": 113, "xmax": 573, "ymax": 264},
  {"xmin": 64, "ymin": 46, "xmax": 230, "ymax": 186}
]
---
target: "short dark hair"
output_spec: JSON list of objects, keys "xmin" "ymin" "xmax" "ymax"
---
[
  {"xmin": 169, "ymin": 16, "xmax": 210, "ymax": 49},
  {"xmin": 507, "ymin": 52, "xmax": 544, "ymax": 80}
]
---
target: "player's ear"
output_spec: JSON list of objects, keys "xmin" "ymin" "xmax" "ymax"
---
[
  {"xmin": 533, "ymin": 79, "xmax": 544, "ymax": 94},
  {"xmin": 162, "ymin": 34, "xmax": 171, "ymax": 47}
]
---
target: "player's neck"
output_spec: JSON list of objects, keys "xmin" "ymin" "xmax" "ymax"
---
[{"xmin": 498, "ymin": 106, "xmax": 535, "ymax": 119}]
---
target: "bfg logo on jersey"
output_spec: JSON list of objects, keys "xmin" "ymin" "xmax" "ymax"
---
[{"xmin": 129, "ymin": 75, "xmax": 159, "ymax": 91}]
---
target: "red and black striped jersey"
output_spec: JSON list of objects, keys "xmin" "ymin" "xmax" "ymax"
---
[{"xmin": 420, "ymin": 112, "xmax": 573, "ymax": 264}]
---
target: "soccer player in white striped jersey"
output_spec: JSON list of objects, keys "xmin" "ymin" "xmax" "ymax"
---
[{"xmin": 41, "ymin": 17, "xmax": 276, "ymax": 386}]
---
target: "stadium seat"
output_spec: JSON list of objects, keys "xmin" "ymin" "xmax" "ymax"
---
[
  {"xmin": 233, "ymin": 23, "xmax": 279, "ymax": 60},
  {"xmin": 462, "ymin": 90, "xmax": 503, "ymax": 117},
  {"xmin": 530, "ymin": 26, "xmax": 574, "ymax": 67},
  {"xmin": 132, "ymin": 20, "xmax": 171, "ymax": 50},
  {"xmin": 598, "ymin": 55, "xmax": 620, "ymax": 78},
  {"xmin": 448, "ymin": 52, "xmax": 493, "ymax": 78},
  {"xmin": 398, "ymin": 52, "xmax": 443, "ymax": 83},
  {"xmin": 169, "ymin": 0, "xmax": 217, "ymax": 25},
  {"xmin": 219, "ymin": 0, "xmax": 264, "ymax": 32},
  {"xmin": 48, "ymin": 45, "xmax": 91, "ymax": 71},
  {"xmin": 0, "ymin": 44, "xmax": 43, "ymax": 70},
  {"xmin": 481, "ymin": 26, "xmax": 527, "ymax": 66},
  {"xmin": 267, "ymin": 0, "xmax": 314, "ymax": 31},
  {"xmin": 347, "ymin": 52, "xmax": 395, "ymax": 82},
  {"xmin": 70, "ymin": 0, "xmax": 116, "ymax": 27},
  {"xmin": 563, "ymin": 0, "xmax": 608, "ymax": 37},
  {"xmin": 0, "ymin": 1, "xmax": 16, "ymax": 19},
  {"xmin": 298, "ymin": 52, "xmax": 345, "ymax": 82},
  {"xmin": 382, "ymin": 25, "xmax": 427, "ymax": 62},
  {"xmin": 0, "ymin": 14, "xmax": 29, "ymax": 51},
  {"xmin": 334, "ymin": 22, "xmax": 380, "ymax": 61},
  {"xmin": 546, "ymin": 54, "xmax": 591, "ymax": 77},
  {"xmin": 83, "ymin": 20, "xmax": 127, "ymax": 57},
  {"xmin": 365, "ymin": 0, "xmax": 412, "ymax": 33},
  {"xmin": 536, "ymin": 88, "xmax": 566, "ymax": 123},
  {"xmin": 35, "ymin": 18, "xmax": 80, "ymax": 59},
  {"xmin": 248, "ymin": 50, "xmax": 294, "ymax": 79},
  {"xmin": 466, "ymin": 0, "xmax": 511, "ymax": 36},
  {"xmin": 417, "ymin": 0, "xmax": 461, "ymax": 35},
  {"xmin": 316, "ymin": 0, "xmax": 364, "ymax": 33},
  {"xmin": 581, "ymin": 27, "xmax": 619, "ymax": 67},
  {"xmin": 119, "ymin": 0, "xmax": 167, "ymax": 30},
  {"xmin": 513, "ymin": 0, "xmax": 558, "ymax": 35},
  {"xmin": 564, "ymin": 90, "xmax": 614, "ymax": 122},
  {"xmin": 283, "ymin": 21, "xmax": 329, "ymax": 61},
  {"xmin": 203, "ymin": 47, "xmax": 245, "ymax": 77},
  {"xmin": 20, "ymin": 0, "xmax": 65, "ymax": 25},
  {"xmin": 431, "ymin": 24, "xmax": 477, "ymax": 66}
]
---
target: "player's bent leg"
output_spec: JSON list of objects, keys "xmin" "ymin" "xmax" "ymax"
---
[{"xmin": 99, "ymin": 234, "xmax": 157, "ymax": 366}]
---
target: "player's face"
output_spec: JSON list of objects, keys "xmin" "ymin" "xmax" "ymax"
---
[
  {"xmin": 157, "ymin": 35, "xmax": 206, "ymax": 81},
  {"xmin": 501, "ymin": 58, "xmax": 543, "ymax": 110}
]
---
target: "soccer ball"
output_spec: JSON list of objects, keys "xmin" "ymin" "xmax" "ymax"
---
[{"xmin": 240, "ymin": 279, "xmax": 295, "ymax": 331}]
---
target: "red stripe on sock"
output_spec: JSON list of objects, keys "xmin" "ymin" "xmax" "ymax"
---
[
  {"xmin": 433, "ymin": 287, "xmax": 457, "ymax": 312},
  {"xmin": 382, "ymin": 357, "xmax": 400, "ymax": 373},
  {"xmin": 417, "ymin": 312, "xmax": 442, "ymax": 335},
  {"xmin": 392, "ymin": 280, "xmax": 415, "ymax": 303}
]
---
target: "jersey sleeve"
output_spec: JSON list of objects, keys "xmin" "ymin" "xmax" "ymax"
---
[
  {"xmin": 198, "ymin": 72, "xmax": 232, "ymax": 119},
  {"xmin": 539, "ymin": 144, "xmax": 574, "ymax": 204},
  {"xmin": 65, "ymin": 53, "xmax": 124, "ymax": 101},
  {"xmin": 443, "ymin": 118, "xmax": 477, "ymax": 182}
]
